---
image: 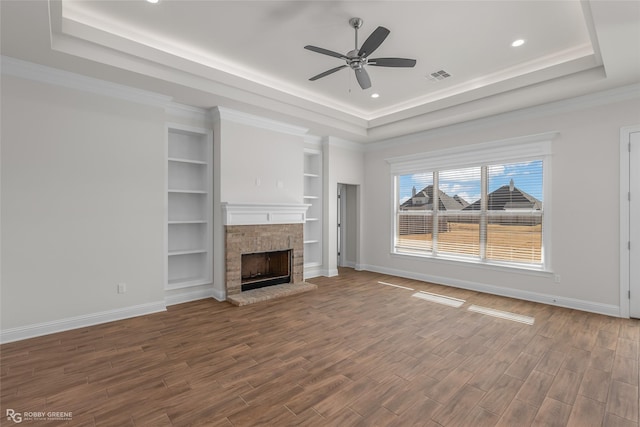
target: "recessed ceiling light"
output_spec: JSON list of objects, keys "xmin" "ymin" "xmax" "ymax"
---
[
  {"xmin": 371, "ymin": 93, "xmax": 380, "ymax": 98},
  {"xmin": 511, "ymin": 39, "xmax": 525, "ymax": 47},
  {"xmin": 146, "ymin": 0, "xmax": 159, "ymax": 3}
]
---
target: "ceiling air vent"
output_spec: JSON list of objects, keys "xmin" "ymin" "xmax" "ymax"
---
[{"xmin": 427, "ymin": 70, "xmax": 451, "ymax": 81}]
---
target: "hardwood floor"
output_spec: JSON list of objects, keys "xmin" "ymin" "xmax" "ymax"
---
[{"xmin": 1, "ymin": 268, "xmax": 638, "ymax": 426}]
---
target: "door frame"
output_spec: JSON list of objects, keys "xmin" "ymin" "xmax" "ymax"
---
[
  {"xmin": 337, "ymin": 183, "xmax": 345, "ymax": 267},
  {"xmin": 620, "ymin": 125, "xmax": 640, "ymax": 318}
]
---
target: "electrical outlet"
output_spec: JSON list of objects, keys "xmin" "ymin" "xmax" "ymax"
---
[
  {"xmin": 554, "ymin": 274, "xmax": 561, "ymax": 283},
  {"xmin": 117, "ymin": 283, "xmax": 127, "ymax": 294}
]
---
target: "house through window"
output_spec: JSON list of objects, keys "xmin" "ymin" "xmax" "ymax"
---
[{"xmin": 390, "ymin": 134, "xmax": 553, "ymax": 270}]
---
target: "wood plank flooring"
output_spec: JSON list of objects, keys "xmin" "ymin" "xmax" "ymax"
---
[{"xmin": 1, "ymin": 268, "xmax": 639, "ymax": 426}]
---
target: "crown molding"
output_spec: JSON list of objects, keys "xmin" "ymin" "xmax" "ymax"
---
[
  {"xmin": 303, "ymin": 134, "xmax": 323, "ymax": 146},
  {"xmin": 0, "ymin": 55, "xmax": 172, "ymax": 108},
  {"xmin": 212, "ymin": 107, "xmax": 309, "ymax": 137},
  {"xmin": 368, "ymin": 83, "xmax": 640, "ymax": 151},
  {"xmin": 165, "ymin": 101, "xmax": 210, "ymax": 122}
]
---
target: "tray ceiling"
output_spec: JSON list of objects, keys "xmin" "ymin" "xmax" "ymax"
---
[{"xmin": 1, "ymin": 1, "xmax": 639, "ymax": 142}]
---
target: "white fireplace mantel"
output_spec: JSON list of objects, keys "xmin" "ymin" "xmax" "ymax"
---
[{"xmin": 221, "ymin": 202, "xmax": 311, "ymax": 226}]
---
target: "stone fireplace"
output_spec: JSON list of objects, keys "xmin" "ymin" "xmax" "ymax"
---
[{"xmin": 222, "ymin": 203, "xmax": 313, "ymax": 304}]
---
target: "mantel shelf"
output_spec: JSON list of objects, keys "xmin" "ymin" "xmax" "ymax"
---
[{"xmin": 222, "ymin": 202, "xmax": 310, "ymax": 226}]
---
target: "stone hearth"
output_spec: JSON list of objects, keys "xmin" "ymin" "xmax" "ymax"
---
[{"xmin": 226, "ymin": 281, "xmax": 317, "ymax": 306}]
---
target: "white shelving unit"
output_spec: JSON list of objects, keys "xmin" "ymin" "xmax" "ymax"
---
[
  {"xmin": 303, "ymin": 148, "xmax": 323, "ymax": 269},
  {"xmin": 167, "ymin": 125, "xmax": 212, "ymax": 290}
]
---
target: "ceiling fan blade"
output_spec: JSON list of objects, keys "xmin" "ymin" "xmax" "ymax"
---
[
  {"xmin": 368, "ymin": 58, "xmax": 417, "ymax": 67},
  {"xmin": 358, "ymin": 26, "xmax": 390, "ymax": 58},
  {"xmin": 309, "ymin": 65, "xmax": 348, "ymax": 81},
  {"xmin": 304, "ymin": 45, "xmax": 348, "ymax": 60},
  {"xmin": 354, "ymin": 68, "xmax": 371, "ymax": 89}
]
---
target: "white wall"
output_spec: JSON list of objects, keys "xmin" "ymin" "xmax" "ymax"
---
[
  {"xmin": 362, "ymin": 94, "xmax": 640, "ymax": 315},
  {"xmin": 1, "ymin": 75, "xmax": 167, "ymax": 332},
  {"xmin": 219, "ymin": 120, "xmax": 304, "ymax": 204}
]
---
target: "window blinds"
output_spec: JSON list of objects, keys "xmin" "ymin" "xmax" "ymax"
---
[{"xmin": 396, "ymin": 160, "xmax": 543, "ymax": 266}]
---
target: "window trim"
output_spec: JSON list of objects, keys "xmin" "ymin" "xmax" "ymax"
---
[{"xmin": 387, "ymin": 132, "xmax": 555, "ymax": 273}]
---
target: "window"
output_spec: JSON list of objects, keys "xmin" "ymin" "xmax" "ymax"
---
[{"xmin": 389, "ymin": 134, "xmax": 553, "ymax": 271}]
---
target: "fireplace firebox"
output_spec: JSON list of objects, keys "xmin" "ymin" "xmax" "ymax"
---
[{"xmin": 241, "ymin": 250, "xmax": 291, "ymax": 292}]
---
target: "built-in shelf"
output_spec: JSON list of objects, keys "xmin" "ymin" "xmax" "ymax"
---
[
  {"xmin": 168, "ymin": 189, "xmax": 207, "ymax": 194},
  {"xmin": 166, "ymin": 125, "xmax": 212, "ymax": 291},
  {"xmin": 167, "ymin": 277, "xmax": 211, "ymax": 288},
  {"xmin": 168, "ymin": 220, "xmax": 207, "ymax": 225},
  {"xmin": 168, "ymin": 157, "xmax": 208, "ymax": 165},
  {"xmin": 303, "ymin": 148, "xmax": 323, "ymax": 275},
  {"xmin": 168, "ymin": 249, "xmax": 208, "ymax": 256}
]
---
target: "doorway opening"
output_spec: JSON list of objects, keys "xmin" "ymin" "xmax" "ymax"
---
[{"xmin": 337, "ymin": 183, "xmax": 360, "ymax": 269}]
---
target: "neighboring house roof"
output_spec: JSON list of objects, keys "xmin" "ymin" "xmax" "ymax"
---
[
  {"xmin": 453, "ymin": 195, "xmax": 470, "ymax": 208},
  {"xmin": 463, "ymin": 181, "xmax": 542, "ymax": 211},
  {"xmin": 400, "ymin": 185, "xmax": 469, "ymax": 211}
]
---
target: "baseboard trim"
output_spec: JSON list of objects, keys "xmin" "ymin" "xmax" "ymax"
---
[
  {"xmin": 327, "ymin": 269, "xmax": 339, "ymax": 277},
  {"xmin": 0, "ymin": 301, "xmax": 167, "ymax": 344},
  {"xmin": 360, "ymin": 264, "xmax": 620, "ymax": 317},
  {"xmin": 165, "ymin": 287, "xmax": 215, "ymax": 306},
  {"xmin": 304, "ymin": 268, "xmax": 338, "ymax": 279},
  {"xmin": 304, "ymin": 266, "xmax": 324, "ymax": 280},
  {"xmin": 212, "ymin": 287, "xmax": 226, "ymax": 302}
]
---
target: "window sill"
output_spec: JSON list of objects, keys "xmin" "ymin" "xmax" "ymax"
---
[{"xmin": 391, "ymin": 250, "xmax": 554, "ymax": 278}]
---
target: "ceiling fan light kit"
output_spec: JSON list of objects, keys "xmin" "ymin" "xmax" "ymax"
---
[{"xmin": 304, "ymin": 17, "xmax": 417, "ymax": 90}]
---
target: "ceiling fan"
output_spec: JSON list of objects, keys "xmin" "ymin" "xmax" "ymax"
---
[{"xmin": 304, "ymin": 17, "xmax": 417, "ymax": 90}]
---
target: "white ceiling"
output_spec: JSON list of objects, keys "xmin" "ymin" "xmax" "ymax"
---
[{"xmin": 1, "ymin": 1, "xmax": 639, "ymax": 142}]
